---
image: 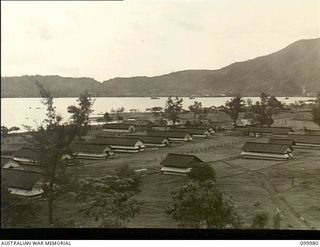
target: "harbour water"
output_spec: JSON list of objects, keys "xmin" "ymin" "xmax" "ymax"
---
[{"xmin": 1, "ymin": 96, "xmax": 315, "ymax": 130}]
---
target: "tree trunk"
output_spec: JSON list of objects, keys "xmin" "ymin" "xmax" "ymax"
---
[
  {"xmin": 47, "ymin": 152, "xmax": 58, "ymax": 226},
  {"xmin": 48, "ymin": 196, "xmax": 53, "ymax": 225}
]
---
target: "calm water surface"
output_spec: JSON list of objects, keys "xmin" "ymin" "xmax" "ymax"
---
[{"xmin": 1, "ymin": 97, "xmax": 315, "ymax": 130}]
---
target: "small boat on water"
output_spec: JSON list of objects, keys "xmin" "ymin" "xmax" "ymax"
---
[
  {"xmin": 189, "ymin": 96, "xmax": 195, "ymax": 99},
  {"xmin": 285, "ymin": 97, "xmax": 289, "ymax": 100},
  {"xmin": 151, "ymin": 97, "xmax": 160, "ymax": 99}
]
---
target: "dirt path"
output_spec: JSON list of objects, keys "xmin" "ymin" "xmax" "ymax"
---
[
  {"xmin": 68, "ymin": 134, "xmax": 316, "ymax": 229},
  {"xmin": 69, "ymin": 135, "xmax": 247, "ymax": 177},
  {"xmin": 220, "ymin": 159, "xmax": 313, "ymax": 230},
  {"xmin": 255, "ymin": 172, "xmax": 313, "ymax": 230}
]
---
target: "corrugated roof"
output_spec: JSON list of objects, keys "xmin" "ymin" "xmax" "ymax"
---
[
  {"xmin": 268, "ymin": 138, "xmax": 295, "ymax": 146},
  {"xmin": 103, "ymin": 123, "xmax": 134, "ymax": 130},
  {"xmin": 86, "ymin": 137, "xmax": 143, "ymax": 146},
  {"xmin": 125, "ymin": 135, "xmax": 169, "ymax": 144},
  {"xmin": 242, "ymin": 142, "xmax": 291, "ymax": 154},
  {"xmin": 168, "ymin": 128, "xmax": 210, "ymax": 135},
  {"xmin": 288, "ymin": 133, "xmax": 320, "ymax": 145},
  {"xmin": 304, "ymin": 129, "xmax": 320, "ymax": 135},
  {"xmin": 2, "ymin": 159, "xmax": 44, "ymax": 173},
  {"xmin": 241, "ymin": 126, "xmax": 293, "ymax": 135},
  {"xmin": 160, "ymin": 153, "xmax": 203, "ymax": 168},
  {"xmin": 13, "ymin": 148, "xmax": 45, "ymax": 163},
  {"xmin": 1, "ymin": 157, "xmax": 11, "ymax": 168},
  {"xmin": 69, "ymin": 143, "xmax": 112, "ymax": 153},
  {"xmin": 2, "ymin": 169, "xmax": 42, "ymax": 190},
  {"xmin": 122, "ymin": 119, "xmax": 153, "ymax": 126},
  {"xmin": 147, "ymin": 130, "xmax": 191, "ymax": 138}
]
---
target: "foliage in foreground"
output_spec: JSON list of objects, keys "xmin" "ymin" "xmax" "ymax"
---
[
  {"xmin": 1, "ymin": 126, "xmax": 20, "ymax": 136},
  {"xmin": 76, "ymin": 175, "xmax": 142, "ymax": 228},
  {"xmin": 29, "ymin": 82, "xmax": 81, "ymax": 225},
  {"xmin": 187, "ymin": 163, "xmax": 216, "ymax": 182},
  {"xmin": 273, "ymin": 212, "xmax": 283, "ymax": 229},
  {"xmin": 166, "ymin": 181, "xmax": 241, "ymax": 228},
  {"xmin": 251, "ymin": 211, "xmax": 269, "ymax": 229},
  {"xmin": 1, "ymin": 185, "xmax": 39, "ymax": 227},
  {"xmin": 25, "ymin": 81, "xmax": 92, "ymax": 226}
]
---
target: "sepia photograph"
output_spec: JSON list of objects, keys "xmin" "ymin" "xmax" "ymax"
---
[{"xmin": 1, "ymin": 0, "xmax": 320, "ymax": 239}]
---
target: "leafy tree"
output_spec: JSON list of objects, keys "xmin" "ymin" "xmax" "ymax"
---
[
  {"xmin": 250, "ymin": 93, "xmax": 282, "ymax": 126},
  {"xmin": 267, "ymin": 96, "xmax": 283, "ymax": 110},
  {"xmin": 158, "ymin": 119, "xmax": 168, "ymax": 127},
  {"xmin": 114, "ymin": 107, "xmax": 125, "ymax": 121},
  {"xmin": 1, "ymin": 126, "xmax": 9, "ymax": 136},
  {"xmin": 222, "ymin": 96, "xmax": 245, "ymax": 127},
  {"xmin": 199, "ymin": 107, "xmax": 209, "ymax": 121},
  {"xmin": 117, "ymin": 107, "xmax": 125, "ymax": 113},
  {"xmin": 246, "ymin": 98, "xmax": 253, "ymax": 107},
  {"xmin": 260, "ymin": 92, "xmax": 269, "ymax": 106},
  {"xmin": 273, "ymin": 213, "xmax": 282, "ymax": 229},
  {"xmin": 311, "ymin": 92, "xmax": 320, "ymax": 127},
  {"xmin": 116, "ymin": 164, "xmax": 138, "ymax": 179},
  {"xmin": 67, "ymin": 91, "xmax": 94, "ymax": 134},
  {"xmin": 151, "ymin": 106, "xmax": 163, "ymax": 118},
  {"xmin": 164, "ymin": 96, "xmax": 183, "ymax": 125},
  {"xmin": 1, "ymin": 126, "xmax": 21, "ymax": 135},
  {"xmin": 1, "ymin": 183, "xmax": 39, "ymax": 227},
  {"xmin": 243, "ymin": 111, "xmax": 255, "ymax": 119},
  {"xmin": 166, "ymin": 181, "xmax": 241, "ymax": 228},
  {"xmin": 189, "ymin": 101, "xmax": 203, "ymax": 122},
  {"xmin": 251, "ymin": 211, "xmax": 269, "ymax": 229},
  {"xmin": 103, "ymin": 112, "xmax": 112, "ymax": 122},
  {"xmin": 51, "ymin": 219, "xmax": 78, "ymax": 228},
  {"xmin": 264, "ymin": 105, "xmax": 274, "ymax": 127},
  {"xmin": 188, "ymin": 163, "xmax": 216, "ymax": 182},
  {"xmin": 30, "ymin": 81, "xmax": 79, "ymax": 225},
  {"xmin": 185, "ymin": 120, "xmax": 192, "ymax": 127},
  {"xmin": 77, "ymin": 176, "xmax": 142, "ymax": 228}
]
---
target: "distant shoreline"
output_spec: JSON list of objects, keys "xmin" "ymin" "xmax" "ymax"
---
[{"xmin": 0, "ymin": 95, "xmax": 316, "ymax": 99}]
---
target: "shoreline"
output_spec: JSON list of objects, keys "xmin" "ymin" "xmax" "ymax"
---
[{"xmin": 0, "ymin": 95, "xmax": 316, "ymax": 99}]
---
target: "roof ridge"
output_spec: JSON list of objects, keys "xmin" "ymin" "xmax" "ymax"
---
[
  {"xmin": 245, "ymin": 141, "xmax": 290, "ymax": 146},
  {"xmin": 2, "ymin": 167, "xmax": 43, "ymax": 174},
  {"xmin": 167, "ymin": 153, "xmax": 199, "ymax": 158},
  {"xmin": 289, "ymin": 133, "xmax": 320, "ymax": 137}
]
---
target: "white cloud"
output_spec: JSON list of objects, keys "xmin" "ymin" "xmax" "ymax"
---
[{"xmin": 1, "ymin": 0, "xmax": 319, "ymax": 81}]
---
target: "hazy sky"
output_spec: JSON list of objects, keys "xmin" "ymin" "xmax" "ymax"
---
[{"xmin": 2, "ymin": 0, "xmax": 320, "ymax": 81}]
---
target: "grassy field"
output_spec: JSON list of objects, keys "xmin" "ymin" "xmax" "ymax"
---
[
  {"xmin": 4, "ymin": 109, "xmax": 320, "ymax": 229},
  {"xmin": 126, "ymin": 143, "xmax": 320, "ymax": 229},
  {"xmin": 46, "ymin": 133, "xmax": 318, "ymax": 230},
  {"xmin": 273, "ymin": 111, "xmax": 319, "ymax": 131}
]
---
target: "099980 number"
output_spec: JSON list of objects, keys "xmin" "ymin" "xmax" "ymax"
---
[{"xmin": 300, "ymin": 241, "xmax": 319, "ymax": 245}]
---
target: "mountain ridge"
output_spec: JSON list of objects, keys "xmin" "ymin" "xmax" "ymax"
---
[{"xmin": 2, "ymin": 38, "xmax": 320, "ymax": 97}]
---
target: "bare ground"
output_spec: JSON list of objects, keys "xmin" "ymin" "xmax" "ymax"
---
[{"xmin": 7, "ymin": 133, "xmax": 320, "ymax": 229}]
